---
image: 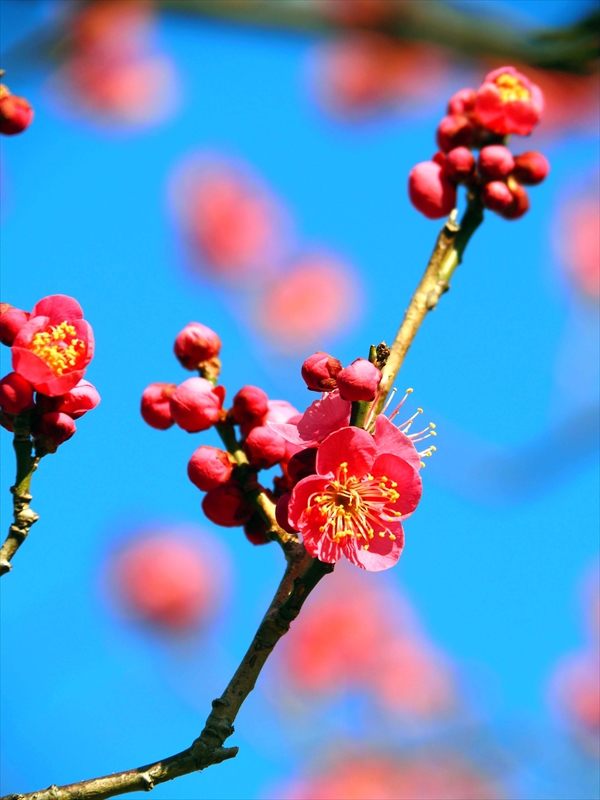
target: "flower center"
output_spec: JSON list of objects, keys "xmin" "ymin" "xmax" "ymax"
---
[
  {"xmin": 28, "ymin": 321, "xmax": 86, "ymax": 376},
  {"xmin": 495, "ymin": 74, "xmax": 531, "ymax": 104},
  {"xmin": 307, "ymin": 462, "xmax": 402, "ymax": 549}
]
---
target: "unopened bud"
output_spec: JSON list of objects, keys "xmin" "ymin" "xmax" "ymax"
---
[
  {"xmin": 337, "ymin": 358, "xmax": 382, "ymax": 402},
  {"xmin": 408, "ymin": 161, "xmax": 457, "ymax": 220},
  {"xmin": 174, "ymin": 322, "xmax": 221, "ymax": 370},
  {"xmin": 141, "ymin": 383, "xmax": 177, "ymax": 430},
  {"xmin": 0, "ymin": 304, "xmax": 29, "ymax": 346},
  {"xmin": 231, "ymin": 385, "xmax": 269, "ymax": 425},
  {"xmin": 444, "ymin": 147, "xmax": 475, "ymax": 183},
  {"xmin": 244, "ymin": 425, "xmax": 286, "ymax": 469},
  {"xmin": 301, "ymin": 351, "xmax": 343, "ymax": 392},
  {"xmin": 0, "ymin": 372, "xmax": 34, "ymax": 415},
  {"xmin": 481, "ymin": 181, "xmax": 514, "ymax": 213},
  {"xmin": 170, "ymin": 378, "xmax": 225, "ymax": 433},
  {"xmin": 188, "ymin": 446, "xmax": 234, "ymax": 491},
  {"xmin": 244, "ymin": 514, "xmax": 271, "ymax": 546},
  {"xmin": 478, "ymin": 145, "xmax": 515, "ymax": 181},
  {"xmin": 436, "ymin": 114, "xmax": 474, "ymax": 153},
  {"xmin": 202, "ymin": 480, "xmax": 254, "ymax": 527},
  {"xmin": 512, "ymin": 151, "xmax": 550, "ymax": 186}
]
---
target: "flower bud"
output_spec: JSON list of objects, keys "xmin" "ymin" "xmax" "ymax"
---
[
  {"xmin": 53, "ymin": 379, "xmax": 100, "ymax": 419},
  {"xmin": 275, "ymin": 493, "xmax": 297, "ymax": 533},
  {"xmin": 231, "ymin": 385, "xmax": 269, "ymax": 425},
  {"xmin": 500, "ymin": 182, "xmax": 530, "ymax": 220},
  {"xmin": 512, "ymin": 151, "xmax": 550, "ymax": 185},
  {"xmin": 141, "ymin": 382, "xmax": 177, "ymax": 430},
  {"xmin": 169, "ymin": 378, "xmax": 225, "ymax": 433},
  {"xmin": 436, "ymin": 114, "xmax": 474, "ymax": 153},
  {"xmin": 202, "ymin": 480, "xmax": 254, "ymax": 527},
  {"xmin": 301, "ymin": 351, "xmax": 343, "ymax": 392},
  {"xmin": 337, "ymin": 358, "xmax": 381, "ymax": 402},
  {"xmin": 244, "ymin": 514, "xmax": 271, "ymax": 546},
  {"xmin": 431, "ymin": 151, "xmax": 446, "ymax": 168},
  {"xmin": 478, "ymin": 145, "xmax": 515, "ymax": 181},
  {"xmin": 0, "ymin": 93, "xmax": 34, "ymax": 135},
  {"xmin": 187, "ymin": 446, "xmax": 234, "ymax": 491},
  {"xmin": 37, "ymin": 412, "xmax": 76, "ymax": 445},
  {"xmin": 174, "ymin": 322, "xmax": 221, "ymax": 370},
  {"xmin": 244, "ymin": 425, "xmax": 286, "ymax": 469},
  {"xmin": 287, "ymin": 447, "xmax": 318, "ymax": 484},
  {"xmin": 475, "ymin": 66, "xmax": 543, "ymax": 137},
  {"xmin": 481, "ymin": 181, "xmax": 514, "ymax": 213},
  {"xmin": 0, "ymin": 372, "xmax": 34, "ymax": 415},
  {"xmin": 0, "ymin": 304, "xmax": 29, "ymax": 346},
  {"xmin": 408, "ymin": 161, "xmax": 457, "ymax": 220},
  {"xmin": 444, "ymin": 147, "xmax": 475, "ymax": 183},
  {"xmin": 447, "ymin": 88, "xmax": 476, "ymax": 116}
]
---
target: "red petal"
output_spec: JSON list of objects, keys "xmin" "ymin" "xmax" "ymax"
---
[
  {"xmin": 296, "ymin": 390, "xmax": 351, "ymax": 443},
  {"xmin": 317, "ymin": 426, "xmax": 376, "ymax": 478},
  {"xmin": 371, "ymin": 453, "xmax": 422, "ymax": 518},
  {"xmin": 301, "ymin": 522, "xmax": 344, "ymax": 563},
  {"xmin": 32, "ymin": 295, "xmax": 84, "ymax": 321},
  {"xmin": 344, "ymin": 524, "xmax": 404, "ymax": 571},
  {"xmin": 374, "ymin": 415, "xmax": 421, "ymax": 471},
  {"xmin": 288, "ymin": 475, "xmax": 328, "ymax": 529}
]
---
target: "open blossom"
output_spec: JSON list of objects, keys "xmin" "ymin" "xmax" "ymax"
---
[
  {"xmin": 269, "ymin": 389, "xmax": 351, "ymax": 448},
  {"xmin": 475, "ymin": 66, "xmax": 544, "ymax": 136},
  {"xmin": 11, "ymin": 295, "xmax": 94, "ymax": 396},
  {"xmin": 287, "ymin": 417, "xmax": 423, "ymax": 571}
]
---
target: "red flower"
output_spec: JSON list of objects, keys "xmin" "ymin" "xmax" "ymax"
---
[
  {"xmin": 11, "ymin": 295, "xmax": 94, "ymax": 396},
  {"xmin": 475, "ymin": 66, "xmax": 544, "ymax": 136},
  {"xmin": 287, "ymin": 417, "xmax": 422, "ymax": 571}
]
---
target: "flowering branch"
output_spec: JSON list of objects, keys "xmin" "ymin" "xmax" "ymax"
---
[
  {"xmin": 374, "ymin": 194, "xmax": 483, "ymax": 417},
  {"xmin": 3, "ymin": 544, "xmax": 332, "ymax": 800},
  {"xmin": 0, "ymin": 413, "xmax": 39, "ymax": 576}
]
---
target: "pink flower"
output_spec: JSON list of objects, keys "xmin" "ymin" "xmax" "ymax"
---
[
  {"xmin": 408, "ymin": 161, "xmax": 457, "ymax": 220},
  {"xmin": 141, "ymin": 382, "xmax": 176, "ymax": 430},
  {"xmin": 287, "ymin": 417, "xmax": 423, "ymax": 571},
  {"xmin": 337, "ymin": 357, "xmax": 381, "ymax": 402},
  {"xmin": 11, "ymin": 295, "xmax": 94, "ymax": 396},
  {"xmin": 244, "ymin": 425, "xmax": 286, "ymax": 469},
  {"xmin": 0, "ymin": 89, "xmax": 34, "ymax": 135},
  {"xmin": 478, "ymin": 145, "xmax": 515, "ymax": 181},
  {"xmin": 269, "ymin": 389, "xmax": 351, "ymax": 448},
  {"xmin": 169, "ymin": 377, "xmax": 225, "ymax": 433},
  {"xmin": 475, "ymin": 66, "xmax": 544, "ymax": 136},
  {"xmin": 443, "ymin": 147, "xmax": 475, "ymax": 183},
  {"xmin": 231, "ymin": 385, "xmax": 269, "ymax": 425},
  {"xmin": 435, "ymin": 114, "xmax": 474, "ymax": 153},
  {"xmin": 202, "ymin": 480, "xmax": 254, "ymax": 527}
]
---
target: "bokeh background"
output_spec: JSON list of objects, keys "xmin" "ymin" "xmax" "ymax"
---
[{"xmin": 1, "ymin": 1, "xmax": 598, "ymax": 798}]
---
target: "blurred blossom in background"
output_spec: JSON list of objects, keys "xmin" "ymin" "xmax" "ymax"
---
[{"xmin": 1, "ymin": 0, "xmax": 599, "ymax": 798}]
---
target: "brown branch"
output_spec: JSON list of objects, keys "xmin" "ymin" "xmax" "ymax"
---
[
  {"xmin": 2, "ymin": 544, "xmax": 333, "ymax": 800},
  {"xmin": 0, "ymin": 413, "xmax": 40, "ymax": 577},
  {"xmin": 373, "ymin": 195, "xmax": 484, "ymax": 416}
]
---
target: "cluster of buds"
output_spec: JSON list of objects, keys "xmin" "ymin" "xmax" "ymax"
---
[
  {"xmin": 143, "ymin": 323, "xmax": 432, "ymax": 572},
  {"xmin": 0, "ymin": 72, "xmax": 34, "ymax": 135},
  {"xmin": 0, "ymin": 296, "xmax": 99, "ymax": 453},
  {"xmin": 409, "ymin": 66, "xmax": 549, "ymax": 220}
]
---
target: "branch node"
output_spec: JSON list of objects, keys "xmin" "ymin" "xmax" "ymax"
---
[{"xmin": 139, "ymin": 772, "xmax": 154, "ymax": 791}]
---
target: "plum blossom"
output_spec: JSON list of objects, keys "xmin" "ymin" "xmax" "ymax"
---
[
  {"xmin": 475, "ymin": 66, "xmax": 544, "ymax": 136},
  {"xmin": 287, "ymin": 417, "xmax": 423, "ymax": 571}
]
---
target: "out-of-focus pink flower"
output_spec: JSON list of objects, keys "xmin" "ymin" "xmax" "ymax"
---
[
  {"xmin": 12, "ymin": 295, "xmax": 94, "ymax": 396},
  {"xmin": 554, "ymin": 193, "xmax": 600, "ymax": 299},
  {"xmin": 287, "ymin": 420, "xmax": 422, "ymax": 570},
  {"xmin": 0, "ymin": 304, "xmax": 29, "ymax": 346},
  {"xmin": 436, "ymin": 114, "xmax": 475, "ymax": 153},
  {"xmin": 512, "ymin": 151, "xmax": 550, "ymax": 185},
  {"xmin": 447, "ymin": 87, "xmax": 477, "ymax": 116},
  {"xmin": 169, "ymin": 377, "xmax": 225, "ymax": 433},
  {"xmin": 254, "ymin": 254, "xmax": 359, "ymax": 351},
  {"xmin": 475, "ymin": 66, "xmax": 544, "ymax": 136},
  {"xmin": 170, "ymin": 157, "xmax": 288, "ymax": 281},
  {"xmin": 279, "ymin": 753, "xmax": 503, "ymax": 800},
  {"xmin": 481, "ymin": 181, "xmax": 514, "ymax": 213},
  {"xmin": 107, "ymin": 528, "xmax": 224, "ymax": 632},
  {"xmin": 443, "ymin": 147, "xmax": 475, "ymax": 183},
  {"xmin": 478, "ymin": 145, "xmax": 515, "ymax": 181},
  {"xmin": 313, "ymin": 34, "xmax": 449, "ymax": 118},
  {"xmin": 51, "ymin": 0, "xmax": 177, "ymax": 127},
  {"xmin": 408, "ymin": 161, "xmax": 457, "ymax": 220},
  {"xmin": 551, "ymin": 651, "xmax": 600, "ymax": 743}
]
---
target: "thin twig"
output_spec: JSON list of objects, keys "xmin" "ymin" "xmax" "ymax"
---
[
  {"xmin": 0, "ymin": 413, "xmax": 40, "ymax": 577},
  {"xmin": 374, "ymin": 195, "xmax": 484, "ymax": 416},
  {"xmin": 2, "ymin": 545, "xmax": 332, "ymax": 800}
]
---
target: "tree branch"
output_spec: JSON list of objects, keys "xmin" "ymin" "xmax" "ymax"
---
[
  {"xmin": 0, "ymin": 413, "xmax": 40, "ymax": 577},
  {"xmin": 2, "ymin": 543, "xmax": 333, "ymax": 800}
]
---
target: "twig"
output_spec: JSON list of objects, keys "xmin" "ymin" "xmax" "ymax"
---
[
  {"xmin": 0, "ymin": 413, "xmax": 40, "ymax": 577},
  {"xmin": 3, "ymin": 544, "xmax": 332, "ymax": 800},
  {"xmin": 374, "ymin": 195, "xmax": 484, "ymax": 416}
]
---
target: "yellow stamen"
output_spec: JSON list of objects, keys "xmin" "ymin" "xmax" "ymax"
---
[
  {"xmin": 29, "ymin": 321, "xmax": 86, "ymax": 376},
  {"xmin": 495, "ymin": 73, "xmax": 530, "ymax": 103}
]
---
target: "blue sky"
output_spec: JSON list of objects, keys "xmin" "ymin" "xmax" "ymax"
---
[{"xmin": 1, "ymin": 2, "xmax": 598, "ymax": 798}]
